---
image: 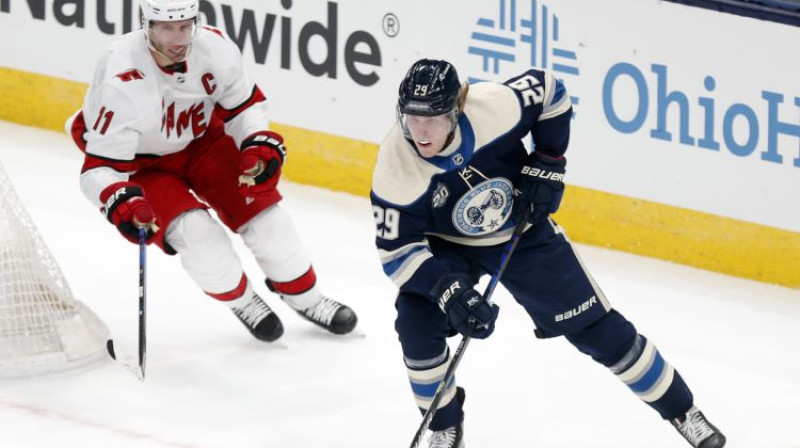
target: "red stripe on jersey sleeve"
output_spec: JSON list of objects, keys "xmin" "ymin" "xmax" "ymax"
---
[{"xmin": 213, "ymin": 85, "xmax": 266, "ymax": 123}]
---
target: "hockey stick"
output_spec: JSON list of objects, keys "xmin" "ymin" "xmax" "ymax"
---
[
  {"xmin": 409, "ymin": 209, "xmax": 530, "ymax": 448},
  {"xmin": 137, "ymin": 227, "xmax": 147, "ymax": 380},
  {"xmin": 105, "ymin": 228, "xmax": 147, "ymax": 381}
]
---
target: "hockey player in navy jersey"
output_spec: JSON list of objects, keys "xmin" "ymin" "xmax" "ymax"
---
[
  {"xmin": 370, "ymin": 59, "xmax": 725, "ymax": 448},
  {"xmin": 66, "ymin": 0, "xmax": 357, "ymax": 342}
]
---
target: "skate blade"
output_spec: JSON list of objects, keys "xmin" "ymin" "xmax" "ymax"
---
[
  {"xmin": 343, "ymin": 328, "xmax": 366, "ymax": 338},
  {"xmin": 269, "ymin": 340, "xmax": 289, "ymax": 349}
]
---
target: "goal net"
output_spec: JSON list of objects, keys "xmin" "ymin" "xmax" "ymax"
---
[{"xmin": 0, "ymin": 160, "xmax": 109, "ymax": 378}]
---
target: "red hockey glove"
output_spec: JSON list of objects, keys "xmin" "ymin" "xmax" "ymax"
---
[
  {"xmin": 238, "ymin": 131, "xmax": 287, "ymax": 197},
  {"xmin": 100, "ymin": 182, "xmax": 160, "ymax": 244}
]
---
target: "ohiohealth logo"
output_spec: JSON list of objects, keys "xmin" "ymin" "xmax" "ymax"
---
[{"xmin": 466, "ymin": 0, "xmax": 580, "ymax": 113}]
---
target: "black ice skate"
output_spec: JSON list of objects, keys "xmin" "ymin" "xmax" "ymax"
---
[
  {"xmin": 296, "ymin": 297, "xmax": 357, "ymax": 335},
  {"xmin": 427, "ymin": 422, "xmax": 464, "ymax": 448},
  {"xmin": 232, "ymin": 294, "xmax": 284, "ymax": 342},
  {"xmin": 671, "ymin": 406, "xmax": 726, "ymax": 448}
]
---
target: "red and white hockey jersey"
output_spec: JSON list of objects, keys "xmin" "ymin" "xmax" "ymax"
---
[{"xmin": 68, "ymin": 26, "xmax": 270, "ymax": 207}]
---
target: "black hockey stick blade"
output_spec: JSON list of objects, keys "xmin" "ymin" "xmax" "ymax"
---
[
  {"xmin": 106, "ymin": 338, "xmax": 145, "ymax": 381},
  {"xmin": 106, "ymin": 338, "xmax": 116, "ymax": 359}
]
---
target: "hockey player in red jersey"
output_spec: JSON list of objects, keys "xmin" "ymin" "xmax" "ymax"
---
[{"xmin": 66, "ymin": 0, "xmax": 356, "ymax": 342}]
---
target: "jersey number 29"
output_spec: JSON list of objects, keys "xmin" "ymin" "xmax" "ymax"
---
[{"xmin": 373, "ymin": 205, "xmax": 399, "ymax": 240}]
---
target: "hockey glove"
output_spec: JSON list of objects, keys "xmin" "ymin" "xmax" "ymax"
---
[
  {"xmin": 238, "ymin": 131, "xmax": 287, "ymax": 197},
  {"xmin": 513, "ymin": 152, "xmax": 566, "ymax": 225},
  {"xmin": 434, "ymin": 274, "xmax": 499, "ymax": 339},
  {"xmin": 100, "ymin": 182, "xmax": 159, "ymax": 244}
]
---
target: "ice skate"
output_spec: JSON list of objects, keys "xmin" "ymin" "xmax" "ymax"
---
[
  {"xmin": 232, "ymin": 294, "xmax": 284, "ymax": 342},
  {"xmin": 671, "ymin": 406, "xmax": 726, "ymax": 448},
  {"xmin": 295, "ymin": 296, "xmax": 357, "ymax": 335},
  {"xmin": 427, "ymin": 422, "xmax": 464, "ymax": 448}
]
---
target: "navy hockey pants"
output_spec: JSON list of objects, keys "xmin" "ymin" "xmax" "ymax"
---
[{"xmin": 395, "ymin": 220, "xmax": 694, "ymax": 430}]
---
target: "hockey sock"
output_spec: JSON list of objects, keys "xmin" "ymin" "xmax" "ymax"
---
[
  {"xmin": 206, "ymin": 273, "xmax": 251, "ymax": 306},
  {"xmin": 405, "ymin": 348, "xmax": 464, "ymax": 431},
  {"xmin": 266, "ymin": 266, "xmax": 321, "ymax": 311},
  {"xmin": 610, "ymin": 334, "xmax": 693, "ymax": 420}
]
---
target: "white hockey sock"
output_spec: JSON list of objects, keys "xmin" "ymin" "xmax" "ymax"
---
[
  {"xmin": 222, "ymin": 282, "xmax": 255, "ymax": 310},
  {"xmin": 267, "ymin": 267, "xmax": 323, "ymax": 311},
  {"xmin": 281, "ymin": 288, "xmax": 323, "ymax": 311}
]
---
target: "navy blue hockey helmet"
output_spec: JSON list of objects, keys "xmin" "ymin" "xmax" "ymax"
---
[
  {"xmin": 397, "ymin": 59, "xmax": 462, "ymax": 140},
  {"xmin": 397, "ymin": 59, "xmax": 461, "ymax": 117}
]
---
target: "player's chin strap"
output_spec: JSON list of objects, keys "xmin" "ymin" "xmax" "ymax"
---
[{"xmin": 408, "ymin": 207, "xmax": 531, "ymax": 448}]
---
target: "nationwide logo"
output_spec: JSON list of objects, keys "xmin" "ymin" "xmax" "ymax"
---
[
  {"xmin": 1, "ymin": 1, "xmax": 383, "ymax": 87},
  {"xmin": 465, "ymin": 0, "xmax": 580, "ymax": 115}
]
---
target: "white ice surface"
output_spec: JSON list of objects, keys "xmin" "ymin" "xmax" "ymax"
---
[{"xmin": 0, "ymin": 121, "xmax": 798, "ymax": 448}]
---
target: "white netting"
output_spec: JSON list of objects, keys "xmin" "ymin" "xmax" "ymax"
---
[{"xmin": 0, "ymin": 160, "xmax": 109, "ymax": 378}]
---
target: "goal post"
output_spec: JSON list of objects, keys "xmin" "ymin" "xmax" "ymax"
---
[{"xmin": 0, "ymin": 160, "xmax": 109, "ymax": 378}]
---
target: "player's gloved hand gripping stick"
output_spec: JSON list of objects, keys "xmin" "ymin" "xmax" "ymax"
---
[
  {"xmin": 409, "ymin": 207, "xmax": 531, "ymax": 448},
  {"xmin": 237, "ymin": 131, "xmax": 287, "ymax": 197},
  {"xmin": 100, "ymin": 182, "xmax": 160, "ymax": 244}
]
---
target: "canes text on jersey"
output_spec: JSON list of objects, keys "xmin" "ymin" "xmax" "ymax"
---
[{"xmin": 161, "ymin": 100, "xmax": 208, "ymax": 139}]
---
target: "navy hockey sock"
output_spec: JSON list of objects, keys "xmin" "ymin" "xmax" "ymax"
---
[
  {"xmin": 405, "ymin": 349, "xmax": 465, "ymax": 431},
  {"xmin": 567, "ymin": 310, "xmax": 693, "ymax": 420},
  {"xmin": 609, "ymin": 334, "xmax": 693, "ymax": 420}
]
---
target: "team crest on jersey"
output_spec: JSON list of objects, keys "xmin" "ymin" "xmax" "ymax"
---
[
  {"xmin": 452, "ymin": 178, "xmax": 514, "ymax": 236},
  {"xmin": 451, "ymin": 154, "xmax": 464, "ymax": 166},
  {"xmin": 432, "ymin": 183, "xmax": 449, "ymax": 209}
]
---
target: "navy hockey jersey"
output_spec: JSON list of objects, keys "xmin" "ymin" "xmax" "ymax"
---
[{"xmin": 370, "ymin": 68, "xmax": 572, "ymax": 300}]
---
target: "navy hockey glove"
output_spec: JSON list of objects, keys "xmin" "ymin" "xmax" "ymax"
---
[
  {"xmin": 513, "ymin": 152, "xmax": 566, "ymax": 225},
  {"xmin": 238, "ymin": 131, "xmax": 287, "ymax": 197},
  {"xmin": 99, "ymin": 182, "xmax": 159, "ymax": 244},
  {"xmin": 434, "ymin": 274, "xmax": 499, "ymax": 339}
]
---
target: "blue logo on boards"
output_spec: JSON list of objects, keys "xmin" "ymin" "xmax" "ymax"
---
[
  {"xmin": 464, "ymin": 2, "xmax": 800, "ymax": 168},
  {"xmin": 452, "ymin": 178, "xmax": 514, "ymax": 236},
  {"xmin": 466, "ymin": 0, "xmax": 580, "ymax": 114},
  {"xmin": 602, "ymin": 63, "xmax": 800, "ymax": 167}
]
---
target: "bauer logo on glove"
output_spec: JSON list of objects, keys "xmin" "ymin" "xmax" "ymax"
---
[
  {"xmin": 99, "ymin": 181, "xmax": 160, "ymax": 244},
  {"xmin": 520, "ymin": 165, "xmax": 565, "ymax": 182},
  {"xmin": 434, "ymin": 274, "xmax": 500, "ymax": 340}
]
